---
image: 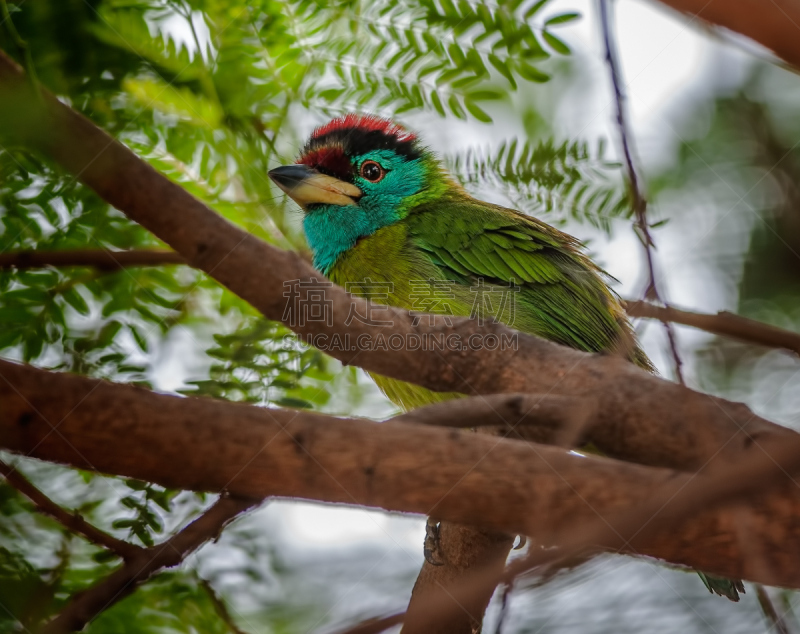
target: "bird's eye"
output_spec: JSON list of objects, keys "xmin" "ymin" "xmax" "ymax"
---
[{"xmin": 359, "ymin": 161, "xmax": 385, "ymax": 183}]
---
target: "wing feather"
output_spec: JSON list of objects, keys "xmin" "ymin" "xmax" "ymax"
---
[{"xmin": 407, "ymin": 199, "xmax": 644, "ymax": 361}]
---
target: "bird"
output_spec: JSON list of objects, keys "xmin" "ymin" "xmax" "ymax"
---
[{"xmin": 268, "ymin": 113, "xmax": 744, "ymax": 602}]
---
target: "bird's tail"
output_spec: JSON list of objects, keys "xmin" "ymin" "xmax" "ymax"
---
[{"xmin": 697, "ymin": 571, "xmax": 745, "ymax": 601}]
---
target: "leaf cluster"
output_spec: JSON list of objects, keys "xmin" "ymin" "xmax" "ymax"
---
[
  {"xmin": 184, "ymin": 317, "xmax": 333, "ymax": 409},
  {"xmin": 450, "ymin": 137, "xmax": 631, "ymax": 232},
  {"xmin": 310, "ymin": 0, "xmax": 580, "ymax": 121},
  {"xmin": 112, "ymin": 480, "xmax": 179, "ymax": 548}
]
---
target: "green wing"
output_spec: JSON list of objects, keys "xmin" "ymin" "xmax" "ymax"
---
[{"xmin": 406, "ymin": 198, "xmax": 651, "ymax": 367}]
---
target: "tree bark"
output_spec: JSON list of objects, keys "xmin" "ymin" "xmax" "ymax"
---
[
  {"xmin": 3, "ymin": 359, "xmax": 800, "ymax": 589},
  {"xmin": 402, "ymin": 524, "xmax": 513, "ymax": 634},
  {"xmin": 0, "ymin": 248, "xmax": 185, "ymax": 270}
]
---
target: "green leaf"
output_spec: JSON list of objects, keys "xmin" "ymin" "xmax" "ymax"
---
[
  {"xmin": 465, "ymin": 100, "xmax": 492, "ymax": 123},
  {"xmin": 466, "ymin": 89, "xmax": 504, "ymax": 101},
  {"xmin": 274, "ymin": 396, "xmax": 312, "ymax": 409},
  {"xmin": 62, "ymin": 288, "xmax": 90, "ymax": 316},
  {"xmin": 130, "ymin": 325, "xmax": 149, "ymax": 353},
  {"xmin": 448, "ymin": 94, "xmax": 466, "ymax": 119},
  {"xmin": 97, "ymin": 320, "xmax": 123, "ymax": 346},
  {"xmin": 430, "ymin": 89, "xmax": 446, "ymax": 116},
  {"xmin": 517, "ymin": 62, "xmax": 550, "ymax": 83},
  {"xmin": 524, "ymin": 0, "xmax": 551, "ymax": 19},
  {"xmin": 545, "ymin": 12, "xmax": 580, "ymax": 25},
  {"xmin": 543, "ymin": 30, "xmax": 571, "ymax": 54},
  {"xmin": 92, "ymin": 550, "xmax": 120, "ymax": 563}
]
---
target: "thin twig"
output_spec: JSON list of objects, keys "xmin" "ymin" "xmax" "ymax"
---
[
  {"xmin": 0, "ymin": 459, "xmax": 143, "ymax": 561},
  {"xmin": 0, "ymin": 248, "xmax": 186, "ymax": 270},
  {"xmin": 624, "ymin": 300, "xmax": 800, "ymax": 356},
  {"xmin": 0, "ymin": 0, "xmax": 40, "ymax": 100},
  {"xmin": 756, "ymin": 585, "xmax": 793, "ymax": 634},
  {"xmin": 42, "ymin": 495, "xmax": 258, "ymax": 634},
  {"xmin": 598, "ymin": 0, "xmax": 685, "ymax": 384},
  {"xmin": 200, "ymin": 578, "xmax": 250, "ymax": 634}
]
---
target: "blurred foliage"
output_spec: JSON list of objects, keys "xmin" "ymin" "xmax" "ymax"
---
[
  {"xmin": 648, "ymin": 64, "xmax": 800, "ymax": 430},
  {"xmin": 184, "ymin": 318, "xmax": 333, "ymax": 408},
  {"xmin": 450, "ymin": 137, "xmax": 629, "ymax": 231}
]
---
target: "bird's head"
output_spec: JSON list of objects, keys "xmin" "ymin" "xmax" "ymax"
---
[{"xmin": 268, "ymin": 114, "xmax": 448, "ymax": 274}]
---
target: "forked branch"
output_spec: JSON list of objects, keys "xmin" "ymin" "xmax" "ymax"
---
[
  {"xmin": 42, "ymin": 495, "xmax": 257, "ymax": 634},
  {"xmin": 0, "ymin": 459, "xmax": 143, "ymax": 561}
]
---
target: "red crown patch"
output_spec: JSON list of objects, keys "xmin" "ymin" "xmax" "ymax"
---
[{"xmin": 310, "ymin": 114, "xmax": 416, "ymax": 142}]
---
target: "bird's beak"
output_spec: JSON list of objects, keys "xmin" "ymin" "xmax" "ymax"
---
[{"xmin": 268, "ymin": 164, "xmax": 361, "ymax": 209}]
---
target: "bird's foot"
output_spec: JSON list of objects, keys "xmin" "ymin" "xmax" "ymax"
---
[{"xmin": 423, "ymin": 518, "xmax": 444, "ymax": 566}]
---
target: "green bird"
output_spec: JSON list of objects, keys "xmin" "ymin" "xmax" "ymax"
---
[{"xmin": 269, "ymin": 113, "xmax": 744, "ymax": 601}]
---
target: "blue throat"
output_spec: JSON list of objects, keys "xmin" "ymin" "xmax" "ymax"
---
[
  {"xmin": 303, "ymin": 150, "xmax": 426, "ymax": 275},
  {"xmin": 303, "ymin": 205, "xmax": 381, "ymax": 275}
]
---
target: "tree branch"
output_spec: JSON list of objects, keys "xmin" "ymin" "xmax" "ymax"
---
[
  {"xmin": 600, "ymin": 0, "xmax": 685, "ymax": 384},
  {"xmin": 755, "ymin": 585, "xmax": 792, "ymax": 634},
  {"xmin": 3, "ymin": 359, "xmax": 800, "ymax": 590},
  {"xmin": 394, "ymin": 393, "xmax": 596, "ymax": 448},
  {"xmin": 354, "ymin": 417, "xmax": 800, "ymax": 634},
  {"xmin": 0, "ymin": 458, "xmax": 143, "ymax": 561},
  {"xmin": 200, "ymin": 578, "xmax": 250, "ymax": 634},
  {"xmin": 397, "ymin": 395, "xmax": 595, "ymax": 633},
  {"xmin": 402, "ymin": 522, "xmax": 513, "ymax": 634},
  {"xmin": 42, "ymin": 495, "xmax": 257, "ymax": 634},
  {"xmin": 624, "ymin": 300, "xmax": 800, "ymax": 356},
  {"xmin": 0, "ymin": 249, "xmax": 186, "ymax": 270}
]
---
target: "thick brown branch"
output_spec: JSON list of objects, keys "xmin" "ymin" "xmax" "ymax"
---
[
  {"xmin": 0, "ymin": 49, "xmax": 794, "ymax": 478},
  {"xmin": 354, "ymin": 419, "xmax": 800, "ymax": 634},
  {"xmin": 624, "ymin": 300, "xmax": 800, "ymax": 356},
  {"xmin": 5, "ymin": 246, "xmax": 799, "ymax": 361},
  {"xmin": 403, "ymin": 524, "xmax": 513, "ymax": 634},
  {"xmin": 42, "ymin": 495, "xmax": 256, "ymax": 634},
  {"xmin": 0, "ymin": 249, "xmax": 186, "ymax": 270},
  {"xmin": 654, "ymin": 0, "xmax": 800, "ymax": 70},
  {"xmin": 394, "ymin": 393, "xmax": 596, "ymax": 447},
  {"xmin": 3, "ymin": 359, "xmax": 800, "ymax": 590},
  {"xmin": 0, "ymin": 458, "xmax": 143, "ymax": 561}
]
